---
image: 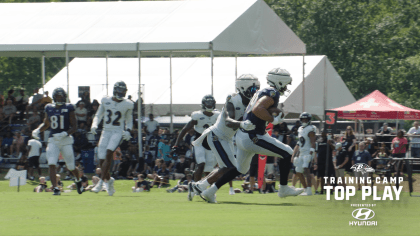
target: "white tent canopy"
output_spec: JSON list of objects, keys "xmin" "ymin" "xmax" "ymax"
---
[
  {"xmin": 0, "ymin": 0, "xmax": 305, "ymax": 57},
  {"xmin": 44, "ymin": 56, "xmax": 355, "ymax": 117}
]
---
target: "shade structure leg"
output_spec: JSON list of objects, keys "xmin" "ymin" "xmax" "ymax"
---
[{"xmin": 137, "ymin": 48, "xmax": 143, "ymax": 158}]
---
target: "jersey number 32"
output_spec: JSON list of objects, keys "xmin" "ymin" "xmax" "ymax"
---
[{"xmin": 106, "ymin": 110, "xmax": 122, "ymax": 126}]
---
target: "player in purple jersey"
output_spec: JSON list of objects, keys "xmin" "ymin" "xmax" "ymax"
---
[{"xmin": 32, "ymin": 88, "xmax": 83, "ymax": 196}]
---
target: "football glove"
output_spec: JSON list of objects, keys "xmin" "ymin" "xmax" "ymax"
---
[
  {"xmin": 90, "ymin": 126, "xmax": 97, "ymax": 135},
  {"xmin": 271, "ymin": 112, "xmax": 284, "ymax": 125},
  {"xmin": 240, "ymin": 120, "xmax": 256, "ymax": 131},
  {"xmin": 122, "ymin": 131, "xmax": 132, "ymax": 141},
  {"xmin": 32, "ymin": 129, "xmax": 40, "ymax": 140}
]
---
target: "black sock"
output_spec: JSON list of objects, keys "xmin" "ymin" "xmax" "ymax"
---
[
  {"xmin": 215, "ymin": 168, "xmax": 241, "ymax": 189},
  {"xmin": 278, "ymin": 153, "xmax": 292, "ymax": 185}
]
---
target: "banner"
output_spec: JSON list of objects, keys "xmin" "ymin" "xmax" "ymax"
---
[{"xmin": 324, "ymin": 110, "xmax": 338, "ymax": 134}]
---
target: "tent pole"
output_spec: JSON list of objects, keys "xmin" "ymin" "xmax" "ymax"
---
[
  {"xmin": 65, "ymin": 45, "xmax": 69, "ymax": 103},
  {"xmin": 323, "ymin": 56, "xmax": 327, "ymax": 130},
  {"xmin": 302, "ymin": 54, "xmax": 305, "ymax": 112},
  {"xmin": 396, "ymin": 111, "xmax": 399, "ymax": 131},
  {"xmin": 170, "ymin": 52, "xmax": 173, "ymax": 133},
  {"xmin": 211, "ymin": 49, "xmax": 214, "ymax": 96},
  {"xmin": 42, "ymin": 53, "xmax": 45, "ymax": 93},
  {"xmin": 137, "ymin": 46, "xmax": 143, "ymax": 158},
  {"xmin": 106, "ymin": 52, "xmax": 109, "ymax": 96},
  {"xmin": 235, "ymin": 54, "xmax": 238, "ymax": 79}
]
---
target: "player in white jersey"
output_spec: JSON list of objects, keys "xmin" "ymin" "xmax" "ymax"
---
[
  {"xmin": 190, "ymin": 75, "xmax": 260, "ymax": 198},
  {"xmin": 32, "ymin": 87, "xmax": 83, "ymax": 196},
  {"xmin": 173, "ymin": 95, "xmax": 220, "ymax": 188},
  {"xmin": 90, "ymin": 81, "xmax": 134, "ymax": 196},
  {"xmin": 292, "ymin": 112, "xmax": 317, "ymax": 196},
  {"xmin": 200, "ymin": 68, "xmax": 304, "ymax": 203}
]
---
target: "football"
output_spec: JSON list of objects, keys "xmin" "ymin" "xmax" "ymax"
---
[{"xmin": 268, "ymin": 107, "xmax": 284, "ymax": 118}]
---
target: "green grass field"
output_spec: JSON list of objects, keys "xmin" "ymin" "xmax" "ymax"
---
[{"xmin": 0, "ymin": 179, "xmax": 419, "ymax": 236}]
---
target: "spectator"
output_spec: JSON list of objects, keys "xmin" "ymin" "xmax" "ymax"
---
[
  {"xmin": 292, "ymin": 120, "xmax": 301, "ymax": 131},
  {"xmin": 376, "ymin": 122, "xmax": 394, "ymax": 149},
  {"xmin": 184, "ymin": 129, "xmax": 195, "ymax": 151},
  {"xmin": 27, "ymin": 111, "xmax": 41, "ymax": 131},
  {"xmin": 3, "ymin": 99, "xmax": 17, "ymax": 124},
  {"xmin": 112, "ymin": 147, "xmax": 123, "ymax": 174},
  {"xmin": 143, "ymin": 145, "xmax": 154, "ymax": 167},
  {"xmin": 10, "ymin": 131, "xmax": 24, "ymax": 157},
  {"xmin": 392, "ymin": 130, "xmax": 408, "ymax": 158},
  {"xmin": 87, "ymin": 100, "xmax": 99, "ymax": 128},
  {"xmin": 26, "ymin": 88, "xmax": 43, "ymax": 117},
  {"xmin": 352, "ymin": 142, "xmax": 372, "ymax": 190},
  {"xmin": 73, "ymin": 131, "xmax": 88, "ymax": 153},
  {"xmin": 0, "ymin": 107, "xmax": 4, "ymax": 122},
  {"xmin": 0, "ymin": 94, "xmax": 4, "ymax": 107},
  {"xmin": 343, "ymin": 126, "xmax": 356, "ymax": 171},
  {"xmin": 166, "ymin": 173, "xmax": 193, "ymax": 193},
  {"xmin": 27, "ymin": 138, "xmax": 42, "ymax": 180},
  {"xmin": 158, "ymin": 139, "xmax": 172, "ymax": 165},
  {"xmin": 34, "ymin": 177, "xmax": 51, "ymax": 193},
  {"xmin": 147, "ymin": 159, "xmax": 163, "ymax": 180},
  {"xmin": 407, "ymin": 121, "xmax": 420, "ymax": 158},
  {"xmin": 173, "ymin": 155, "xmax": 189, "ymax": 179},
  {"xmin": 1, "ymin": 132, "xmax": 14, "ymax": 157},
  {"xmin": 6, "ymin": 89, "xmax": 16, "ymax": 105},
  {"xmin": 147, "ymin": 131, "xmax": 161, "ymax": 158},
  {"xmin": 75, "ymin": 101, "xmax": 88, "ymax": 125},
  {"xmin": 153, "ymin": 162, "xmax": 170, "ymax": 188},
  {"xmin": 81, "ymin": 91, "xmax": 91, "ymax": 110},
  {"xmin": 333, "ymin": 143, "xmax": 349, "ymax": 188},
  {"xmin": 117, "ymin": 156, "xmax": 131, "ymax": 179},
  {"xmin": 373, "ymin": 146, "xmax": 389, "ymax": 169},
  {"xmin": 132, "ymin": 174, "xmax": 150, "ymax": 192},
  {"xmin": 128, "ymin": 130, "xmax": 139, "ymax": 155},
  {"xmin": 365, "ymin": 137, "xmax": 378, "ymax": 157},
  {"xmin": 15, "ymin": 89, "xmax": 29, "ymax": 120},
  {"xmin": 144, "ymin": 114, "xmax": 159, "ymax": 139},
  {"xmin": 39, "ymin": 91, "xmax": 52, "ymax": 109},
  {"xmin": 391, "ymin": 130, "xmax": 408, "ymax": 175}
]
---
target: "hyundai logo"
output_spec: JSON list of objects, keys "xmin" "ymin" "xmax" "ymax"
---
[{"xmin": 352, "ymin": 208, "xmax": 375, "ymax": 220}]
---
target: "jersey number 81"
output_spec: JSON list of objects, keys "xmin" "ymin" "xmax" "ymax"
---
[{"xmin": 50, "ymin": 115, "xmax": 64, "ymax": 129}]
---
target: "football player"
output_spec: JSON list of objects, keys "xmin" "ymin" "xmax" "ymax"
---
[
  {"xmin": 292, "ymin": 112, "xmax": 317, "ymax": 196},
  {"xmin": 32, "ymin": 87, "xmax": 83, "ymax": 196},
  {"xmin": 190, "ymin": 75, "xmax": 260, "ymax": 199},
  {"xmin": 90, "ymin": 81, "xmax": 134, "ymax": 196},
  {"xmin": 173, "ymin": 94, "xmax": 220, "ymax": 200},
  {"xmin": 200, "ymin": 68, "xmax": 304, "ymax": 203}
]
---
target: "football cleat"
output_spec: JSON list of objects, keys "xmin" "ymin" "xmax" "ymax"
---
[
  {"xmin": 75, "ymin": 179, "xmax": 84, "ymax": 194},
  {"xmin": 278, "ymin": 185, "xmax": 304, "ymax": 198},
  {"xmin": 53, "ymin": 187, "xmax": 61, "ymax": 196},
  {"xmin": 200, "ymin": 190, "xmax": 217, "ymax": 204},
  {"xmin": 107, "ymin": 177, "xmax": 116, "ymax": 196},
  {"xmin": 192, "ymin": 182, "xmax": 204, "ymax": 195},
  {"xmin": 91, "ymin": 179, "xmax": 104, "ymax": 193}
]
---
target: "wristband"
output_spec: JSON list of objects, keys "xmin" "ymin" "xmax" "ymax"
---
[{"xmin": 310, "ymin": 148, "xmax": 315, "ymax": 153}]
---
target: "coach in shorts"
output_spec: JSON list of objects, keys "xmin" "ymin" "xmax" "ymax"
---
[{"xmin": 352, "ymin": 142, "xmax": 372, "ymax": 189}]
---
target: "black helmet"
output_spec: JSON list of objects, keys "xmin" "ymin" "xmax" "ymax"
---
[
  {"xmin": 299, "ymin": 112, "xmax": 312, "ymax": 127},
  {"xmin": 52, "ymin": 87, "xmax": 67, "ymax": 106},
  {"xmin": 201, "ymin": 94, "xmax": 216, "ymax": 112},
  {"xmin": 113, "ymin": 81, "xmax": 127, "ymax": 100}
]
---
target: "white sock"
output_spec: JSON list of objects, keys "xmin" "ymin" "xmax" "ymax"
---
[
  {"xmin": 207, "ymin": 184, "xmax": 219, "ymax": 195},
  {"xmin": 280, "ymin": 185, "xmax": 288, "ymax": 189},
  {"xmin": 199, "ymin": 180, "xmax": 210, "ymax": 189},
  {"xmin": 230, "ymin": 187, "xmax": 234, "ymax": 191},
  {"xmin": 306, "ymin": 187, "xmax": 311, "ymax": 192}
]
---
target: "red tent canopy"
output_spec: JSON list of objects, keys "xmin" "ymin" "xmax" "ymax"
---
[{"xmin": 331, "ymin": 90, "xmax": 420, "ymax": 120}]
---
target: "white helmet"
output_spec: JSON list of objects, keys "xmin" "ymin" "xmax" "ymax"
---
[
  {"xmin": 235, "ymin": 74, "xmax": 260, "ymax": 99},
  {"xmin": 266, "ymin": 68, "xmax": 292, "ymax": 96}
]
